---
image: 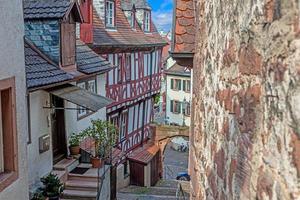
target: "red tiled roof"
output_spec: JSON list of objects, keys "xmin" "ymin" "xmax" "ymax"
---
[
  {"xmin": 162, "ymin": 37, "xmax": 171, "ymax": 62},
  {"xmin": 92, "ymin": 0, "xmax": 166, "ymax": 49},
  {"xmin": 127, "ymin": 143, "xmax": 160, "ymax": 164},
  {"xmin": 172, "ymin": 0, "xmax": 195, "ymax": 53}
]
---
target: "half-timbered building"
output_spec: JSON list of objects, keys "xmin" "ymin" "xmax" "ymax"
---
[{"xmin": 79, "ymin": 0, "xmax": 166, "ymax": 190}]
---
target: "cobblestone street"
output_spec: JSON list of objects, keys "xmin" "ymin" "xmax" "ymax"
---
[{"xmin": 163, "ymin": 141, "xmax": 189, "ymax": 180}]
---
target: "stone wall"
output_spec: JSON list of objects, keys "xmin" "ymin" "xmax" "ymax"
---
[{"xmin": 190, "ymin": 0, "xmax": 300, "ymax": 199}]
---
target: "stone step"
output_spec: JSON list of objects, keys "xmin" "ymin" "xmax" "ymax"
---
[
  {"xmin": 62, "ymin": 189, "xmax": 97, "ymax": 200},
  {"xmin": 119, "ymin": 186, "xmax": 177, "ymax": 196},
  {"xmin": 52, "ymin": 170, "xmax": 68, "ymax": 183},
  {"xmin": 117, "ymin": 192, "xmax": 179, "ymax": 200},
  {"xmin": 68, "ymin": 173, "xmax": 98, "ymax": 182},
  {"xmin": 65, "ymin": 179, "xmax": 98, "ymax": 191},
  {"xmin": 54, "ymin": 158, "xmax": 79, "ymax": 172}
]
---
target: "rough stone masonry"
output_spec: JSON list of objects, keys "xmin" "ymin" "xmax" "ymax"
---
[{"xmin": 190, "ymin": 0, "xmax": 300, "ymax": 199}]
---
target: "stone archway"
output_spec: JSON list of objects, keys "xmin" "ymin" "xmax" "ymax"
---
[{"xmin": 150, "ymin": 125, "xmax": 190, "ymax": 179}]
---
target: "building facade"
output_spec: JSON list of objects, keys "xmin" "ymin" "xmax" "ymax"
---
[
  {"xmin": 79, "ymin": 0, "xmax": 166, "ymax": 190},
  {"xmin": 165, "ymin": 63, "xmax": 191, "ymax": 126},
  {"xmin": 0, "ymin": 0, "xmax": 29, "ymax": 199},
  {"xmin": 23, "ymin": 1, "xmax": 113, "ymax": 199},
  {"xmin": 172, "ymin": 0, "xmax": 300, "ymax": 199}
]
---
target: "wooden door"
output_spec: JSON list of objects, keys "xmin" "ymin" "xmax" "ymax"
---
[
  {"xmin": 110, "ymin": 166, "xmax": 117, "ymax": 200},
  {"xmin": 130, "ymin": 161, "xmax": 144, "ymax": 186},
  {"xmin": 151, "ymin": 152, "xmax": 160, "ymax": 186},
  {"xmin": 51, "ymin": 95, "xmax": 67, "ymax": 164}
]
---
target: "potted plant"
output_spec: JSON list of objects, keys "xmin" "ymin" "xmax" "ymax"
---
[
  {"xmin": 83, "ymin": 120, "xmax": 117, "ymax": 168},
  {"xmin": 31, "ymin": 190, "xmax": 46, "ymax": 200},
  {"xmin": 40, "ymin": 173, "xmax": 63, "ymax": 200},
  {"xmin": 68, "ymin": 133, "xmax": 81, "ymax": 155}
]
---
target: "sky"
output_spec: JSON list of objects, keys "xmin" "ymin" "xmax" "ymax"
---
[{"xmin": 148, "ymin": 0, "xmax": 173, "ymax": 32}]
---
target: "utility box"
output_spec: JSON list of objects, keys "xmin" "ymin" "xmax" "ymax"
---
[{"xmin": 39, "ymin": 134, "xmax": 50, "ymax": 153}]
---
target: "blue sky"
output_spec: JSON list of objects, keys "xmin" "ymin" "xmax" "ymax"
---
[{"xmin": 148, "ymin": 0, "xmax": 173, "ymax": 32}]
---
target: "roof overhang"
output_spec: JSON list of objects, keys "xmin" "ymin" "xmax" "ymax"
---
[
  {"xmin": 127, "ymin": 144, "xmax": 160, "ymax": 165},
  {"xmin": 170, "ymin": 52, "xmax": 194, "ymax": 68},
  {"xmin": 47, "ymin": 84, "xmax": 113, "ymax": 112}
]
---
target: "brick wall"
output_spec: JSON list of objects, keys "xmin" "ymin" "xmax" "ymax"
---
[{"xmin": 190, "ymin": 0, "xmax": 300, "ymax": 199}]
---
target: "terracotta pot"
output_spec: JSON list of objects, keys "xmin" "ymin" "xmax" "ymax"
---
[
  {"xmin": 69, "ymin": 145, "xmax": 80, "ymax": 155},
  {"xmin": 90, "ymin": 156, "xmax": 103, "ymax": 168}
]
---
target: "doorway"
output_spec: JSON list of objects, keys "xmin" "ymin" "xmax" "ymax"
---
[{"xmin": 51, "ymin": 95, "xmax": 67, "ymax": 164}]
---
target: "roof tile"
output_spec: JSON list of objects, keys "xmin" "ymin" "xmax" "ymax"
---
[
  {"xmin": 172, "ymin": 0, "xmax": 196, "ymax": 54},
  {"xmin": 25, "ymin": 41, "xmax": 73, "ymax": 89}
]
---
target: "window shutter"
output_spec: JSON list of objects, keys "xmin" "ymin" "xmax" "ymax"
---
[
  {"xmin": 183, "ymin": 80, "xmax": 186, "ymax": 91},
  {"xmin": 179, "ymin": 102, "xmax": 182, "ymax": 113},
  {"xmin": 178, "ymin": 80, "xmax": 182, "ymax": 90},
  {"xmin": 170, "ymin": 79, "xmax": 174, "ymax": 89},
  {"xmin": 170, "ymin": 100, "xmax": 173, "ymax": 112}
]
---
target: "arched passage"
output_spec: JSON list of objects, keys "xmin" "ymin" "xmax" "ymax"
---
[
  {"xmin": 162, "ymin": 136, "xmax": 189, "ymax": 180},
  {"xmin": 151, "ymin": 125, "xmax": 190, "ymax": 180}
]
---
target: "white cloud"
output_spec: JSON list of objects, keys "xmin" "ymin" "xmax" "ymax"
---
[{"xmin": 152, "ymin": 9, "xmax": 173, "ymax": 32}]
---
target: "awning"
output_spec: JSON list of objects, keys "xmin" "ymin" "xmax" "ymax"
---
[{"xmin": 47, "ymin": 84, "xmax": 113, "ymax": 112}]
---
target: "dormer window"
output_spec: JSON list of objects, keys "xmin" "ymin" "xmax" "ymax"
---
[
  {"xmin": 130, "ymin": 11, "xmax": 135, "ymax": 28},
  {"xmin": 144, "ymin": 11, "xmax": 150, "ymax": 32},
  {"xmin": 106, "ymin": 0, "xmax": 115, "ymax": 27}
]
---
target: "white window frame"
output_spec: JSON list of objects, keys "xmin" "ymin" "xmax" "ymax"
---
[
  {"xmin": 87, "ymin": 80, "xmax": 96, "ymax": 93},
  {"xmin": 130, "ymin": 11, "xmax": 135, "ymax": 28},
  {"xmin": 173, "ymin": 100, "xmax": 181, "ymax": 114},
  {"xmin": 106, "ymin": 1, "xmax": 115, "ymax": 27},
  {"xmin": 144, "ymin": 11, "xmax": 150, "ymax": 32},
  {"xmin": 77, "ymin": 82, "xmax": 87, "ymax": 118},
  {"xmin": 119, "ymin": 112, "xmax": 127, "ymax": 140}
]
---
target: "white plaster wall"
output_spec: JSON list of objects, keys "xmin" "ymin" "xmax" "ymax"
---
[
  {"xmin": 65, "ymin": 74, "xmax": 107, "ymax": 141},
  {"xmin": 144, "ymin": 164, "xmax": 151, "ymax": 187},
  {"xmin": 27, "ymin": 91, "xmax": 53, "ymax": 188},
  {"xmin": 166, "ymin": 75, "xmax": 191, "ymax": 126},
  {"xmin": 0, "ymin": 0, "xmax": 29, "ymax": 199},
  {"xmin": 116, "ymin": 163, "xmax": 130, "ymax": 190},
  {"xmin": 98, "ymin": 165, "xmax": 111, "ymax": 200},
  {"xmin": 165, "ymin": 57, "xmax": 176, "ymax": 70}
]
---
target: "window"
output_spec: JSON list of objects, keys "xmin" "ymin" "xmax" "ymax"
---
[
  {"xmin": 123, "ymin": 161, "xmax": 129, "ymax": 177},
  {"xmin": 117, "ymin": 55, "xmax": 122, "ymax": 83},
  {"xmin": 183, "ymin": 102, "xmax": 191, "ymax": 116},
  {"xmin": 170, "ymin": 79, "xmax": 181, "ymax": 91},
  {"xmin": 61, "ymin": 21, "xmax": 76, "ymax": 67},
  {"xmin": 106, "ymin": 0, "xmax": 115, "ymax": 27},
  {"xmin": 119, "ymin": 112, "xmax": 127, "ymax": 141},
  {"xmin": 125, "ymin": 54, "xmax": 131, "ymax": 81},
  {"xmin": 110, "ymin": 114, "xmax": 119, "ymax": 129},
  {"xmin": 77, "ymin": 78, "xmax": 97, "ymax": 119},
  {"xmin": 129, "ymin": 11, "xmax": 135, "ymax": 28},
  {"xmin": 170, "ymin": 100, "xmax": 181, "ymax": 114},
  {"xmin": 144, "ymin": 11, "xmax": 150, "ymax": 32},
  {"xmin": 183, "ymin": 80, "xmax": 191, "ymax": 93},
  {"xmin": 87, "ymin": 80, "xmax": 96, "ymax": 93},
  {"xmin": 77, "ymin": 82, "xmax": 87, "ymax": 118},
  {"xmin": 0, "ymin": 77, "xmax": 18, "ymax": 192}
]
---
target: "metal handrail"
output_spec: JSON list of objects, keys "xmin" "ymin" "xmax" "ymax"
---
[
  {"xmin": 164, "ymin": 164, "xmax": 175, "ymax": 179},
  {"xmin": 176, "ymin": 182, "xmax": 186, "ymax": 200}
]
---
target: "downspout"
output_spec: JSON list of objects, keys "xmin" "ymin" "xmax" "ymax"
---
[{"xmin": 141, "ymin": 48, "xmax": 155, "ymax": 147}]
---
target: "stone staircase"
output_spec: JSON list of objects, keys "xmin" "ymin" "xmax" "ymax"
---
[
  {"xmin": 117, "ymin": 179, "xmax": 190, "ymax": 200},
  {"xmin": 62, "ymin": 172, "xmax": 98, "ymax": 200},
  {"xmin": 53, "ymin": 159, "xmax": 99, "ymax": 200}
]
